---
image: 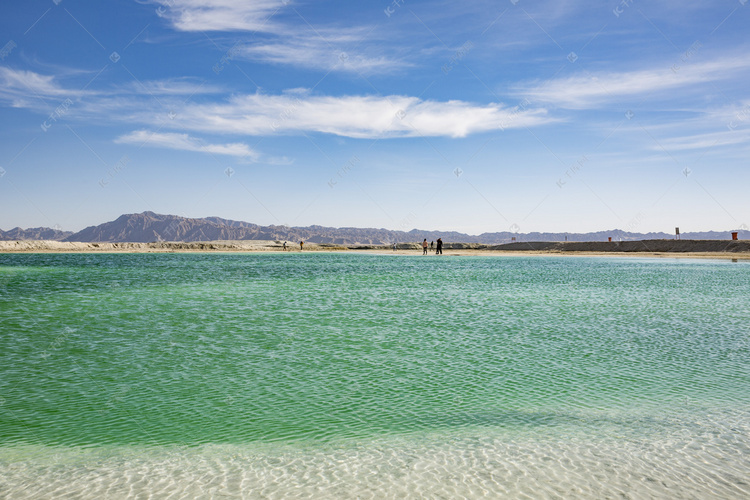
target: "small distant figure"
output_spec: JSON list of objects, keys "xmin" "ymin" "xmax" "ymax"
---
[
  {"xmin": 393, "ymin": 242, "xmax": 397, "ymax": 252},
  {"xmin": 436, "ymin": 238, "xmax": 443, "ymax": 255},
  {"xmin": 422, "ymin": 238, "xmax": 428, "ymax": 255},
  {"xmin": 300, "ymin": 241, "xmax": 304, "ymax": 250},
  {"xmin": 283, "ymin": 241, "xmax": 287, "ymax": 251},
  {"xmin": 430, "ymin": 241, "xmax": 434, "ymax": 251}
]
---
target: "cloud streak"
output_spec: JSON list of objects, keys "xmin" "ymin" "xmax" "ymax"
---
[
  {"xmin": 154, "ymin": 0, "xmax": 407, "ymax": 74},
  {"xmin": 240, "ymin": 37, "xmax": 407, "ymax": 74},
  {"xmin": 655, "ymin": 129, "xmax": 750, "ymax": 151},
  {"xmin": 153, "ymin": 0, "xmax": 283, "ymax": 33},
  {"xmin": 1, "ymin": 68, "xmax": 554, "ymax": 139},
  {"xmin": 115, "ymin": 130, "xmax": 257, "ymax": 158},
  {"xmin": 154, "ymin": 93, "xmax": 553, "ymax": 139},
  {"xmin": 518, "ymin": 57, "xmax": 750, "ymax": 109}
]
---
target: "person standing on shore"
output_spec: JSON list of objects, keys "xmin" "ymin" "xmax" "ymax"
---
[
  {"xmin": 436, "ymin": 238, "xmax": 443, "ymax": 255},
  {"xmin": 430, "ymin": 241, "xmax": 434, "ymax": 251},
  {"xmin": 422, "ymin": 239, "xmax": 428, "ymax": 255},
  {"xmin": 300, "ymin": 241, "xmax": 304, "ymax": 251}
]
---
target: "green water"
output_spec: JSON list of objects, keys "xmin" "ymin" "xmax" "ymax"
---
[{"xmin": 1, "ymin": 253, "xmax": 749, "ymax": 498}]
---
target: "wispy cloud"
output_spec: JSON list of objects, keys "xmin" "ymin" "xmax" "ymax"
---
[
  {"xmin": 517, "ymin": 57, "xmax": 750, "ymax": 109},
  {"xmin": 240, "ymin": 36, "xmax": 407, "ymax": 74},
  {"xmin": 153, "ymin": 0, "xmax": 283, "ymax": 33},
  {"xmin": 154, "ymin": 0, "xmax": 406, "ymax": 74},
  {"xmin": 120, "ymin": 78, "xmax": 223, "ymax": 96},
  {"xmin": 158, "ymin": 93, "xmax": 554, "ymax": 139},
  {"xmin": 655, "ymin": 129, "xmax": 750, "ymax": 151},
  {"xmin": 0, "ymin": 67, "xmax": 90, "ymax": 107},
  {"xmin": 0, "ymin": 68, "xmax": 554, "ymax": 139},
  {"xmin": 115, "ymin": 130, "xmax": 258, "ymax": 158}
]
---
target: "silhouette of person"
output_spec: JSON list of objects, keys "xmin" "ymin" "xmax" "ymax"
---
[
  {"xmin": 300, "ymin": 241, "xmax": 304, "ymax": 250},
  {"xmin": 422, "ymin": 238, "xmax": 428, "ymax": 255},
  {"xmin": 430, "ymin": 241, "xmax": 434, "ymax": 250},
  {"xmin": 436, "ymin": 238, "xmax": 443, "ymax": 255},
  {"xmin": 283, "ymin": 241, "xmax": 287, "ymax": 251}
]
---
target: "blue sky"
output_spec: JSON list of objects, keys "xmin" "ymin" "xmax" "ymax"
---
[{"xmin": 0, "ymin": 0, "xmax": 748, "ymax": 234}]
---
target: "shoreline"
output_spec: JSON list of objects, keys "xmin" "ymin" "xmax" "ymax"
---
[{"xmin": 1, "ymin": 240, "xmax": 749, "ymax": 260}]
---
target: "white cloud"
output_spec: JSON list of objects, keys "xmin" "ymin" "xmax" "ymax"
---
[
  {"xmin": 152, "ymin": 93, "xmax": 554, "ymax": 139},
  {"xmin": 115, "ymin": 130, "xmax": 258, "ymax": 158},
  {"xmin": 518, "ymin": 57, "xmax": 750, "ymax": 109},
  {"xmin": 656, "ymin": 129, "xmax": 750, "ymax": 151},
  {"xmin": 0, "ymin": 68, "xmax": 554, "ymax": 139},
  {"xmin": 240, "ymin": 38, "xmax": 405, "ymax": 74},
  {"xmin": 154, "ymin": 1, "xmax": 407, "ymax": 74},
  {"xmin": 122, "ymin": 78, "xmax": 223, "ymax": 96},
  {"xmin": 0, "ymin": 67, "xmax": 90, "ymax": 107},
  {"xmin": 154, "ymin": 0, "xmax": 283, "ymax": 32}
]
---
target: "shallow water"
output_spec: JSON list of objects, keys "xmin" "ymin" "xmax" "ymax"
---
[{"xmin": 1, "ymin": 253, "xmax": 749, "ymax": 498}]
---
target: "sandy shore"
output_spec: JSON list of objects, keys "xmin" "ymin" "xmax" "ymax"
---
[
  {"xmin": 1, "ymin": 239, "xmax": 749, "ymax": 260},
  {"xmin": 0, "ymin": 240, "xmax": 322, "ymax": 253}
]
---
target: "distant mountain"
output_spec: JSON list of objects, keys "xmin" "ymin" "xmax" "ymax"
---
[
  {"xmin": 0, "ymin": 226, "xmax": 73, "ymax": 241},
  {"xmin": 3, "ymin": 212, "xmax": 747, "ymax": 245},
  {"xmin": 66, "ymin": 212, "xmax": 266, "ymax": 243}
]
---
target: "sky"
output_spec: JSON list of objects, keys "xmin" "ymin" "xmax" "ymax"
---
[{"xmin": 0, "ymin": 0, "xmax": 748, "ymax": 235}]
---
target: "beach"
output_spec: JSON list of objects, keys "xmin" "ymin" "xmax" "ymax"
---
[{"xmin": 1, "ymin": 239, "xmax": 749, "ymax": 260}]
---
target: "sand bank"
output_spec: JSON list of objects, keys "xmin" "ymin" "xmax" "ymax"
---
[{"xmin": 0, "ymin": 239, "xmax": 748, "ymax": 260}]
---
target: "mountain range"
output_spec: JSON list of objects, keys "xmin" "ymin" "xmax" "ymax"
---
[{"xmin": 1, "ymin": 212, "xmax": 747, "ymax": 245}]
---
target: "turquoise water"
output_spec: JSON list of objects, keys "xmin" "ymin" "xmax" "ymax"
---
[{"xmin": 1, "ymin": 252, "xmax": 749, "ymax": 498}]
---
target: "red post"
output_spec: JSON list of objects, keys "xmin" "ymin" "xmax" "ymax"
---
[{"xmin": 732, "ymin": 232, "xmax": 738, "ymax": 241}]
